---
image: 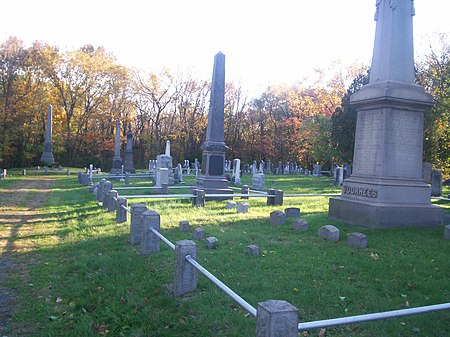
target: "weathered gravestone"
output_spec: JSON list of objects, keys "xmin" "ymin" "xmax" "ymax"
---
[
  {"xmin": 318, "ymin": 225, "xmax": 340, "ymax": 241},
  {"xmin": 292, "ymin": 219, "xmax": 309, "ymax": 232},
  {"xmin": 431, "ymin": 169, "xmax": 442, "ymax": 197}
]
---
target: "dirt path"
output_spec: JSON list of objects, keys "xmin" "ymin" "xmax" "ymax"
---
[{"xmin": 0, "ymin": 177, "xmax": 55, "ymax": 334}]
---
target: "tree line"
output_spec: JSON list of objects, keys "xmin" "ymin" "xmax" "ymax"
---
[{"xmin": 1, "ymin": 36, "xmax": 450, "ymax": 175}]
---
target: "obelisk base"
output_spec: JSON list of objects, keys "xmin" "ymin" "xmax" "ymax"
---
[
  {"xmin": 329, "ymin": 177, "xmax": 444, "ymax": 228},
  {"xmin": 111, "ymin": 158, "xmax": 122, "ymax": 175},
  {"xmin": 193, "ymin": 176, "xmax": 233, "ymax": 200}
]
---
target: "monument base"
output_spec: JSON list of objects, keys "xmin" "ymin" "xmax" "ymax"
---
[
  {"xmin": 40, "ymin": 152, "xmax": 55, "ymax": 165},
  {"xmin": 193, "ymin": 176, "xmax": 233, "ymax": 200},
  {"xmin": 329, "ymin": 198, "xmax": 444, "ymax": 228}
]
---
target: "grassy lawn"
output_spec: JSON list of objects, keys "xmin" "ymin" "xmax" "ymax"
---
[{"xmin": 1, "ymin": 172, "xmax": 449, "ymax": 336}]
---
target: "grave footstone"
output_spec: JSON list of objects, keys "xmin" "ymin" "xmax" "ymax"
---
[
  {"xmin": 431, "ymin": 169, "xmax": 442, "ymax": 197},
  {"xmin": 284, "ymin": 207, "xmax": 300, "ymax": 218},
  {"xmin": 292, "ymin": 219, "xmax": 309, "ymax": 232},
  {"xmin": 237, "ymin": 202, "xmax": 249, "ymax": 213},
  {"xmin": 193, "ymin": 228, "xmax": 205, "ymax": 240},
  {"xmin": 205, "ymin": 237, "xmax": 219, "ymax": 249},
  {"xmin": 270, "ymin": 210, "xmax": 286, "ymax": 226},
  {"xmin": 179, "ymin": 220, "xmax": 190, "ymax": 232},
  {"xmin": 318, "ymin": 225, "xmax": 340, "ymax": 241},
  {"xmin": 347, "ymin": 232, "xmax": 368, "ymax": 249},
  {"xmin": 226, "ymin": 201, "xmax": 237, "ymax": 209},
  {"xmin": 246, "ymin": 244, "xmax": 260, "ymax": 256}
]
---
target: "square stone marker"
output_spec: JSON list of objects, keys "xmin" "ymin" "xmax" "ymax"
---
[
  {"xmin": 237, "ymin": 202, "xmax": 249, "ymax": 213},
  {"xmin": 284, "ymin": 207, "xmax": 300, "ymax": 217},
  {"xmin": 318, "ymin": 225, "xmax": 340, "ymax": 241},
  {"xmin": 270, "ymin": 210, "xmax": 286, "ymax": 226},
  {"xmin": 226, "ymin": 201, "xmax": 237, "ymax": 209},
  {"xmin": 193, "ymin": 228, "xmax": 205, "ymax": 240},
  {"xmin": 292, "ymin": 219, "xmax": 309, "ymax": 232},
  {"xmin": 179, "ymin": 220, "xmax": 190, "ymax": 232},
  {"xmin": 246, "ymin": 244, "xmax": 260, "ymax": 256},
  {"xmin": 445, "ymin": 225, "xmax": 450, "ymax": 240},
  {"xmin": 347, "ymin": 232, "xmax": 368, "ymax": 248},
  {"xmin": 205, "ymin": 237, "xmax": 219, "ymax": 249}
]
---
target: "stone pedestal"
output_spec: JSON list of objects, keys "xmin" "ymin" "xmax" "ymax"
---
[
  {"xmin": 328, "ymin": 1, "xmax": 444, "ymax": 228},
  {"xmin": 40, "ymin": 104, "xmax": 55, "ymax": 165},
  {"xmin": 111, "ymin": 120, "xmax": 122, "ymax": 175},
  {"xmin": 123, "ymin": 123, "xmax": 135, "ymax": 173}
]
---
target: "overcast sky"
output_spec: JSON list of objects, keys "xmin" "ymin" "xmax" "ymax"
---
[{"xmin": 2, "ymin": 0, "xmax": 450, "ymax": 94}]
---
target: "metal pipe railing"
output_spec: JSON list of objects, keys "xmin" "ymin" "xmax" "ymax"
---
[
  {"xmin": 285, "ymin": 193, "xmax": 340, "ymax": 197},
  {"xmin": 114, "ymin": 186, "xmax": 194, "ymax": 190},
  {"xmin": 120, "ymin": 204, "xmax": 131, "ymax": 213},
  {"xmin": 298, "ymin": 303, "xmax": 450, "ymax": 330},
  {"xmin": 121, "ymin": 194, "xmax": 195, "ymax": 199},
  {"xmin": 149, "ymin": 228, "xmax": 175, "ymax": 250},
  {"xmin": 185, "ymin": 255, "xmax": 258, "ymax": 317}
]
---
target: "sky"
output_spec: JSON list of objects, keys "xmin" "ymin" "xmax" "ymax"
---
[{"xmin": 2, "ymin": 0, "xmax": 450, "ymax": 95}]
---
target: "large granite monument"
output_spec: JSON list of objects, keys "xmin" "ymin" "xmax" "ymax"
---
[
  {"xmin": 194, "ymin": 52, "xmax": 233, "ymax": 199},
  {"xmin": 40, "ymin": 104, "xmax": 55, "ymax": 165},
  {"xmin": 111, "ymin": 120, "xmax": 123, "ymax": 175},
  {"xmin": 328, "ymin": 0, "xmax": 444, "ymax": 227},
  {"xmin": 123, "ymin": 123, "xmax": 135, "ymax": 173}
]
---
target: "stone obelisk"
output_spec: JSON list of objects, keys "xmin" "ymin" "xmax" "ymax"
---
[
  {"xmin": 123, "ymin": 123, "xmax": 135, "ymax": 173},
  {"xmin": 111, "ymin": 120, "xmax": 123, "ymax": 174},
  {"xmin": 328, "ymin": 0, "xmax": 444, "ymax": 227},
  {"xmin": 194, "ymin": 52, "xmax": 233, "ymax": 199},
  {"xmin": 40, "ymin": 104, "xmax": 55, "ymax": 165}
]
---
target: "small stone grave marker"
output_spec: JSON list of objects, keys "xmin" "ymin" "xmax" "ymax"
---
[
  {"xmin": 246, "ymin": 244, "xmax": 260, "ymax": 256},
  {"xmin": 226, "ymin": 201, "xmax": 237, "ymax": 209},
  {"xmin": 270, "ymin": 210, "xmax": 286, "ymax": 226},
  {"xmin": 347, "ymin": 232, "xmax": 368, "ymax": 248},
  {"xmin": 445, "ymin": 225, "xmax": 450, "ymax": 240},
  {"xmin": 205, "ymin": 237, "xmax": 219, "ymax": 249},
  {"xmin": 292, "ymin": 219, "xmax": 309, "ymax": 232},
  {"xmin": 284, "ymin": 207, "xmax": 300, "ymax": 217},
  {"xmin": 193, "ymin": 228, "xmax": 205, "ymax": 240},
  {"xmin": 318, "ymin": 225, "xmax": 340, "ymax": 241},
  {"xmin": 179, "ymin": 220, "xmax": 190, "ymax": 232},
  {"xmin": 237, "ymin": 202, "xmax": 249, "ymax": 213}
]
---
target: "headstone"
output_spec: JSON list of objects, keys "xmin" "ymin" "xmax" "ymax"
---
[
  {"xmin": 274, "ymin": 190, "xmax": 283, "ymax": 206},
  {"xmin": 179, "ymin": 220, "xmax": 190, "ymax": 232},
  {"xmin": 292, "ymin": 219, "xmax": 309, "ymax": 232},
  {"xmin": 266, "ymin": 160, "xmax": 271, "ymax": 174},
  {"xmin": 232, "ymin": 158, "xmax": 241, "ymax": 184},
  {"xmin": 241, "ymin": 185, "xmax": 249, "ymax": 199},
  {"xmin": 444, "ymin": 225, "xmax": 450, "ymax": 240},
  {"xmin": 318, "ymin": 225, "xmax": 340, "ymax": 241},
  {"xmin": 313, "ymin": 164, "xmax": 321, "ymax": 177},
  {"xmin": 328, "ymin": 0, "xmax": 444, "ymax": 227},
  {"xmin": 205, "ymin": 236, "xmax": 219, "ymax": 249},
  {"xmin": 193, "ymin": 52, "xmax": 233, "ymax": 199},
  {"xmin": 155, "ymin": 167, "xmax": 169, "ymax": 188},
  {"xmin": 270, "ymin": 210, "xmax": 286, "ymax": 226},
  {"xmin": 116, "ymin": 197, "xmax": 128, "ymax": 223},
  {"xmin": 431, "ymin": 169, "xmax": 442, "ymax": 197},
  {"xmin": 226, "ymin": 201, "xmax": 237, "ymax": 209},
  {"xmin": 40, "ymin": 104, "xmax": 55, "ymax": 165},
  {"xmin": 175, "ymin": 163, "xmax": 184, "ymax": 183},
  {"xmin": 111, "ymin": 120, "xmax": 123, "ymax": 174},
  {"xmin": 246, "ymin": 244, "xmax": 260, "ymax": 256},
  {"xmin": 334, "ymin": 167, "xmax": 344, "ymax": 186},
  {"xmin": 422, "ymin": 162, "xmax": 432, "ymax": 184},
  {"xmin": 237, "ymin": 202, "xmax": 249, "ymax": 213},
  {"xmin": 284, "ymin": 207, "xmax": 300, "ymax": 218},
  {"xmin": 193, "ymin": 228, "xmax": 205, "ymax": 240},
  {"xmin": 347, "ymin": 232, "xmax": 368, "ymax": 249},
  {"xmin": 123, "ymin": 123, "xmax": 135, "ymax": 173},
  {"xmin": 191, "ymin": 189, "xmax": 205, "ymax": 207},
  {"xmin": 252, "ymin": 173, "xmax": 265, "ymax": 190},
  {"xmin": 266, "ymin": 189, "xmax": 276, "ymax": 206}
]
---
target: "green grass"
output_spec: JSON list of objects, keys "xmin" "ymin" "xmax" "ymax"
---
[{"xmin": 1, "ymin": 174, "xmax": 449, "ymax": 336}]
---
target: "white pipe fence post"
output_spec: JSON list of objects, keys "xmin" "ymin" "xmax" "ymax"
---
[
  {"xmin": 130, "ymin": 203, "xmax": 147, "ymax": 244},
  {"xmin": 173, "ymin": 240, "xmax": 198, "ymax": 296},
  {"xmin": 255, "ymin": 300, "xmax": 299, "ymax": 337},
  {"xmin": 116, "ymin": 197, "xmax": 128, "ymax": 223},
  {"xmin": 141, "ymin": 210, "xmax": 160, "ymax": 254}
]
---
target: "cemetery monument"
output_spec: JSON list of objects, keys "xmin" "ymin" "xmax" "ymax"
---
[
  {"xmin": 40, "ymin": 104, "xmax": 55, "ymax": 165},
  {"xmin": 111, "ymin": 120, "xmax": 123, "ymax": 175},
  {"xmin": 193, "ymin": 52, "xmax": 233, "ymax": 198},
  {"xmin": 123, "ymin": 123, "xmax": 135, "ymax": 173},
  {"xmin": 328, "ymin": 0, "xmax": 444, "ymax": 227}
]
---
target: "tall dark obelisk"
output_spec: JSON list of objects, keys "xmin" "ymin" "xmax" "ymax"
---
[
  {"xmin": 194, "ymin": 52, "xmax": 233, "ymax": 199},
  {"xmin": 40, "ymin": 104, "xmax": 55, "ymax": 165},
  {"xmin": 123, "ymin": 123, "xmax": 135, "ymax": 173},
  {"xmin": 111, "ymin": 120, "xmax": 123, "ymax": 174},
  {"xmin": 328, "ymin": 0, "xmax": 444, "ymax": 227}
]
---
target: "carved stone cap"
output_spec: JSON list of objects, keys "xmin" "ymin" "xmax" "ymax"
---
[{"xmin": 201, "ymin": 141, "xmax": 228, "ymax": 152}]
